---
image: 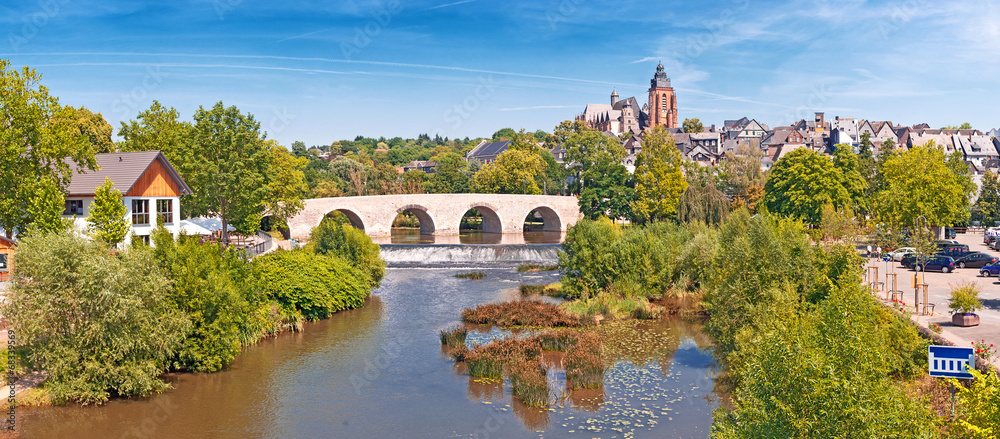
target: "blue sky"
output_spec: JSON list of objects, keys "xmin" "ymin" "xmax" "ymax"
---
[{"xmin": 1, "ymin": 0, "xmax": 998, "ymax": 147}]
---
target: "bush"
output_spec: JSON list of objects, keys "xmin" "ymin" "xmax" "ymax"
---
[
  {"xmin": 153, "ymin": 235, "xmax": 271, "ymax": 372},
  {"xmin": 2, "ymin": 231, "xmax": 189, "ymax": 404},
  {"xmin": 310, "ymin": 219, "xmax": 385, "ymax": 288},
  {"xmin": 950, "ymin": 368, "xmax": 1000, "ymax": 438},
  {"xmin": 949, "ymin": 282, "xmax": 983, "ymax": 315},
  {"xmin": 253, "ymin": 249, "xmax": 371, "ymax": 321},
  {"xmin": 712, "ymin": 284, "xmax": 938, "ymax": 438}
]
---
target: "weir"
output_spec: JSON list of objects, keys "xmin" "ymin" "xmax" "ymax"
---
[{"xmin": 379, "ymin": 244, "xmax": 561, "ymax": 267}]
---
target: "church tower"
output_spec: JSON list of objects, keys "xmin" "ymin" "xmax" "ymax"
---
[
  {"xmin": 611, "ymin": 89, "xmax": 619, "ymax": 106},
  {"xmin": 648, "ymin": 62, "xmax": 677, "ymax": 129}
]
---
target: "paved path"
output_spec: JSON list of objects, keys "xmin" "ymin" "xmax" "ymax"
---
[{"xmin": 866, "ymin": 231, "xmax": 1000, "ymax": 370}]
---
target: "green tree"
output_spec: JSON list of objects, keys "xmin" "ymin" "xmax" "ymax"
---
[
  {"xmin": 56, "ymin": 106, "xmax": 115, "ymax": 153},
  {"xmin": 492, "ymin": 127, "xmax": 517, "ymax": 140},
  {"xmin": 544, "ymin": 120, "xmax": 591, "ymax": 150},
  {"xmin": 87, "ymin": 178, "xmax": 130, "ymax": 247},
  {"xmin": 763, "ymin": 148, "xmax": 851, "ymax": 224},
  {"xmin": 682, "ymin": 118, "xmax": 704, "ymax": 133},
  {"xmin": 425, "ymin": 152, "xmax": 472, "ymax": 193},
  {"xmin": 473, "ymin": 148, "xmax": 544, "ymax": 194},
  {"xmin": 179, "ymin": 102, "xmax": 273, "ymax": 245},
  {"xmin": 875, "ymin": 142, "xmax": 974, "ymax": 230},
  {"xmin": 941, "ymin": 122, "xmax": 973, "ymax": 130},
  {"xmin": 631, "ymin": 127, "xmax": 687, "ymax": 223},
  {"xmin": 565, "ymin": 130, "xmax": 632, "ymax": 219},
  {"xmin": 717, "ymin": 143, "xmax": 767, "ymax": 212},
  {"xmin": 1, "ymin": 230, "xmax": 189, "ymax": 403},
  {"xmin": 117, "ymin": 101, "xmax": 191, "ymax": 162},
  {"xmin": 974, "ymin": 170, "xmax": 1000, "ymax": 226},
  {"xmin": 677, "ymin": 180, "xmax": 730, "ymax": 225},
  {"xmin": 263, "ymin": 140, "xmax": 307, "ymax": 226},
  {"xmin": 0, "ymin": 61, "xmax": 96, "ymax": 238},
  {"xmin": 831, "ymin": 144, "xmax": 868, "ymax": 208}
]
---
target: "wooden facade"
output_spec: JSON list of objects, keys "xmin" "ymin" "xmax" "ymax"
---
[
  {"xmin": 126, "ymin": 159, "xmax": 182, "ymax": 197},
  {"xmin": 0, "ymin": 236, "xmax": 15, "ymax": 282}
]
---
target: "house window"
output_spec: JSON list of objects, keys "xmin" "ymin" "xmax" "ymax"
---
[
  {"xmin": 63, "ymin": 200, "xmax": 84, "ymax": 216},
  {"xmin": 0, "ymin": 254, "xmax": 7, "ymax": 271},
  {"xmin": 156, "ymin": 199, "xmax": 173, "ymax": 224},
  {"xmin": 132, "ymin": 199, "xmax": 149, "ymax": 225}
]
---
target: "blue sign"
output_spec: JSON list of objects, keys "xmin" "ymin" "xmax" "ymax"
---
[{"xmin": 928, "ymin": 345, "xmax": 975, "ymax": 379}]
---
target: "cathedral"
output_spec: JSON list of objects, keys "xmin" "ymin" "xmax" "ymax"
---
[{"xmin": 576, "ymin": 63, "xmax": 678, "ymax": 135}]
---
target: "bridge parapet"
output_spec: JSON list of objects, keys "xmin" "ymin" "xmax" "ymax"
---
[{"xmin": 287, "ymin": 194, "xmax": 582, "ymax": 239}]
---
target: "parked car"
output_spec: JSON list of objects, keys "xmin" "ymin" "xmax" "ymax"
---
[
  {"xmin": 913, "ymin": 256, "xmax": 955, "ymax": 273},
  {"xmin": 981, "ymin": 262, "xmax": 1000, "ymax": 277},
  {"xmin": 945, "ymin": 227, "xmax": 957, "ymax": 239},
  {"xmin": 900, "ymin": 253, "xmax": 919, "ymax": 268},
  {"xmin": 954, "ymin": 252, "xmax": 999, "ymax": 269},
  {"xmin": 889, "ymin": 247, "xmax": 917, "ymax": 261},
  {"xmin": 939, "ymin": 244, "xmax": 970, "ymax": 256}
]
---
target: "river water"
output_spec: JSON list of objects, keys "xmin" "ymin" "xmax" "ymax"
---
[{"xmin": 20, "ymin": 266, "xmax": 719, "ymax": 438}]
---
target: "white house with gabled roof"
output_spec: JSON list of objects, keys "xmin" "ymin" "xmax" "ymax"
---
[{"xmin": 63, "ymin": 150, "xmax": 192, "ymax": 245}]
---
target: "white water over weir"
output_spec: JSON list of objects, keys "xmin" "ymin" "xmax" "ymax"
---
[{"xmin": 379, "ymin": 244, "xmax": 561, "ymax": 267}]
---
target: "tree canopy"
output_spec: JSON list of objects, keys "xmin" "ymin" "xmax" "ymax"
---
[
  {"xmin": 763, "ymin": 148, "xmax": 853, "ymax": 225},
  {"xmin": 87, "ymin": 178, "xmax": 130, "ymax": 247},
  {"xmin": 179, "ymin": 102, "xmax": 273, "ymax": 244},
  {"xmin": 631, "ymin": 127, "xmax": 687, "ymax": 223},
  {"xmin": 682, "ymin": 118, "xmax": 704, "ymax": 133},
  {"xmin": 875, "ymin": 142, "xmax": 974, "ymax": 229}
]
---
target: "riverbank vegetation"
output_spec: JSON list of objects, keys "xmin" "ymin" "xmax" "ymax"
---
[{"xmin": 2, "ymin": 221, "xmax": 384, "ymax": 404}]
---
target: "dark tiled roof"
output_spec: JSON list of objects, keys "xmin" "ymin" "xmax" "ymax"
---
[
  {"xmin": 468, "ymin": 140, "xmax": 512, "ymax": 159},
  {"xmin": 65, "ymin": 151, "xmax": 192, "ymax": 196}
]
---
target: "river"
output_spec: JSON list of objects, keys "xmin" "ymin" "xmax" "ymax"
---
[{"xmin": 19, "ymin": 263, "xmax": 719, "ymax": 438}]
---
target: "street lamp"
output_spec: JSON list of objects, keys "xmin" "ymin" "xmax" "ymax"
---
[{"xmin": 914, "ymin": 215, "xmax": 928, "ymax": 314}]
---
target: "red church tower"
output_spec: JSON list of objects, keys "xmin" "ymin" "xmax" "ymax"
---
[{"xmin": 648, "ymin": 62, "xmax": 677, "ymax": 129}]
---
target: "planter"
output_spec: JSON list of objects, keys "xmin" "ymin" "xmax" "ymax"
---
[{"xmin": 953, "ymin": 313, "xmax": 981, "ymax": 327}]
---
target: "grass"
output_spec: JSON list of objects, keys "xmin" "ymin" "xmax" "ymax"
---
[
  {"xmin": 517, "ymin": 264, "xmax": 558, "ymax": 272},
  {"xmin": 519, "ymin": 283, "xmax": 566, "ymax": 297},
  {"xmin": 439, "ymin": 327, "xmax": 468, "ymax": 346},
  {"xmin": 455, "ymin": 272, "xmax": 487, "ymax": 280},
  {"xmin": 560, "ymin": 291, "xmax": 656, "ymax": 322},
  {"xmin": 464, "ymin": 337, "xmax": 541, "ymax": 379},
  {"xmin": 537, "ymin": 330, "xmax": 577, "ymax": 351},
  {"xmin": 462, "ymin": 301, "xmax": 585, "ymax": 327}
]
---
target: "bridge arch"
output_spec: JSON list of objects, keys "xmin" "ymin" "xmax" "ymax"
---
[
  {"xmin": 326, "ymin": 208, "xmax": 366, "ymax": 231},
  {"xmin": 464, "ymin": 203, "xmax": 503, "ymax": 233},
  {"xmin": 395, "ymin": 204, "xmax": 436, "ymax": 235},
  {"xmin": 523, "ymin": 206, "xmax": 562, "ymax": 232}
]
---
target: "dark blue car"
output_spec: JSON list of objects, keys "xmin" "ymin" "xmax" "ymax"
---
[
  {"xmin": 913, "ymin": 256, "xmax": 955, "ymax": 273},
  {"xmin": 981, "ymin": 262, "xmax": 1000, "ymax": 277}
]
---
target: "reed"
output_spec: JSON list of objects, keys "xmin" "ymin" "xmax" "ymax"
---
[
  {"xmin": 564, "ymin": 332, "xmax": 605, "ymax": 389},
  {"xmin": 461, "ymin": 301, "xmax": 584, "ymax": 327},
  {"xmin": 464, "ymin": 337, "xmax": 541, "ymax": 379},
  {"xmin": 439, "ymin": 327, "xmax": 468, "ymax": 346},
  {"xmin": 518, "ymin": 284, "xmax": 545, "ymax": 295},
  {"xmin": 455, "ymin": 271, "xmax": 486, "ymax": 280},
  {"xmin": 508, "ymin": 357, "xmax": 549, "ymax": 407},
  {"xmin": 536, "ymin": 331, "xmax": 577, "ymax": 351}
]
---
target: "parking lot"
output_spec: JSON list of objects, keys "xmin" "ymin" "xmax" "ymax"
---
[{"xmin": 868, "ymin": 230, "xmax": 1000, "ymax": 367}]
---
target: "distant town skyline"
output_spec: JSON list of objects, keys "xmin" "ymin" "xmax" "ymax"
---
[{"xmin": 1, "ymin": 0, "xmax": 997, "ymax": 147}]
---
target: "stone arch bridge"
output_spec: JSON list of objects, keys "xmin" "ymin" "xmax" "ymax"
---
[{"xmin": 287, "ymin": 194, "xmax": 582, "ymax": 239}]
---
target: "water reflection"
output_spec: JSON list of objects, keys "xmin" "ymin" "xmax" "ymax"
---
[
  {"xmin": 375, "ymin": 229, "xmax": 565, "ymax": 245},
  {"xmin": 19, "ymin": 269, "xmax": 718, "ymax": 439}
]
